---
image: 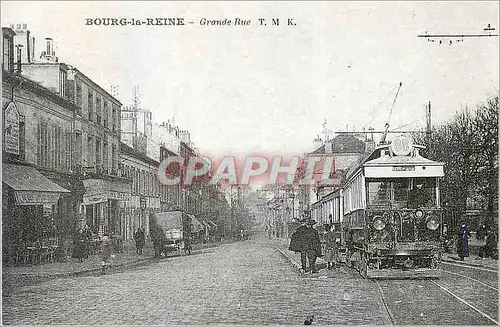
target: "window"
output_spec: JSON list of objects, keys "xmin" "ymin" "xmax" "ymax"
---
[
  {"xmin": 54, "ymin": 126, "xmax": 62, "ymax": 169},
  {"xmin": 38, "ymin": 121, "xmax": 49, "ymax": 167},
  {"xmin": 103, "ymin": 100, "xmax": 109, "ymax": 128},
  {"xmin": 88, "ymin": 90, "xmax": 94, "ymax": 122},
  {"xmin": 59, "ymin": 70, "xmax": 67, "ymax": 98},
  {"xmin": 95, "ymin": 139, "xmax": 101, "ymax": 168},
  {"xmin": 392, "ymin": 179, "xmax": 409, "ymax": 209},
  {"xmin": 74, "ymin": 131, "xmax": 82, "ymax": 168},
  {"xmin": 112, "ymin": 107, "xmax": 117, "ymax": 132},
  {"xmin": 409, "ymin": 178, "xmax": 436, "ymax": 208},
  {"xmin": 87, "ymin": 137, "xmax": 93, "ymax": 167},
  {"xmin": 111, "ymin": 144, "xmax": 116, "ymax": 174},
  {"xmin": 366, "ymin": 180, "xmax": 390, "ymax": 207},
  {"xmin": 76, "ymin": 82, "xmax": 82, "ymax": 108},
  {"xmin": 103, "ymin": 141, "xmax": 108, "ymax": 172},
  {"xmin": 65, "ymin": 130, "xmax": 71, "ymax": 171},
  {"xmin": 2, "ymin": 35, "xmax": 13, "ymax": 72},
  {"xmin": 366, "ymin": 178, "xmax": 437, "ymax": 209},
  {"xmin": 96, "ymin": 95, "xmax": 102, "ymax": 125}
]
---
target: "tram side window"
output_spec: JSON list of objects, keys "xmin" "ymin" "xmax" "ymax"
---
[
  {"xmin": 367, "ymin": 180, "xmax": 390, "ymax": 206},
  {"xmin": 409, "ymin": 178, "xmax": 436, "ymax": 208}
]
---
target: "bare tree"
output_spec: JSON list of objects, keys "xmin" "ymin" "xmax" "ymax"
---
[{"xmin": 414, "ymin": 96, "xmax": 499, "ymax": 229}]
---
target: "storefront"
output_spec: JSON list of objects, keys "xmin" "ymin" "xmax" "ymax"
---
[
  {"xmin": 2, "ymin": 163, "xmax": 70, "ymax": 262},
  {"xmin": 82, "ymin": 178, "xmax": 131, "ymax": 236}
]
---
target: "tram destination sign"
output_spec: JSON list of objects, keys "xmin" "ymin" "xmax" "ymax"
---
[{"xmin": 392, "ymin": 166, "xmax": 416, "ymax": 171}]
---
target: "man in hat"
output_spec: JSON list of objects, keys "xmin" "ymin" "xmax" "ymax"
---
[{"xmin": 289, "ymin": 219, "xmax": 322, "ymax": 273}]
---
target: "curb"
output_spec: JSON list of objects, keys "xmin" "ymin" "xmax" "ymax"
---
[
  {"xmin": 4, "ymin": 243, "xmax": 222, "ymax": 287},
  {"xmin": 274, "ymin": 246, "xmax": 303, "ymax": 273},
  {"xmin": 5, "ymin": 257, "xmax": 157, "ymax": 286},
  {"xmin": 441, "ymin": 258, "xmax": 497, "ymax": 270}
]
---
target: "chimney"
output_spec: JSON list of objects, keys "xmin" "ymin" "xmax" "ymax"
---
[
  {"xmin": 40, "ymin": 37, "xmax": 58, "ymax": 62},
  {"xmin": 46, "ymin": 38, "xmax": 53, "ymax": 56}
]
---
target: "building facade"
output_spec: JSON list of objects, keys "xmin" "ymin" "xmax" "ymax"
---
[
  {"xmin": 11, "ymin": 25, "xmax": 129, "ymax": 237},
  {"xmin": 2, "ymin": 27, "xmax": 78, "ymax": 262}
]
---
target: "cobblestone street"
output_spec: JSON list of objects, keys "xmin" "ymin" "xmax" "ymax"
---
[{"xmin": 3, "ymin": 237, "xmax": 391, "ymax": 325}]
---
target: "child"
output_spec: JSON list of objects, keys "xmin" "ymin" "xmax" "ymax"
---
[{"xmin": 100, "ymin": 232, "xmax": 113, "ymax": 275}]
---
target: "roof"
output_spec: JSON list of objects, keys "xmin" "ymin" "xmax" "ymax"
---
[
  {"xmin": 311, "ymin": 144, "xmax": 325, "ymax": 154},
  {"xmin": 2, "ymin": 27, "xmax": 16, "ymax": 37},
  {"xmin": 120, "ymin": 142, "xmax": 159, "ymax": 166},
  {"xmin": 3, "ymin": 163, "xmax": 70, "ymax": 193},
  {"xmin": 330, "ymin": 134, "xmax": 366, "ymax": 154},
  {"xmin": 3, "ymin": 71, "xmax": 80, "ymax": 113}
]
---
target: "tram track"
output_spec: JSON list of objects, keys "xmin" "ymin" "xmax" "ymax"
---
[
  {"xmin": 441, "ymin": 269, "xmax": 498, "ymax": 291},
  {"xmin": 430, "ymin": 279, "xmax": 498, "ymax": 325},
  {"xmin": 374, "ymin": 275, "xmax": 498, "ymax": 325}
]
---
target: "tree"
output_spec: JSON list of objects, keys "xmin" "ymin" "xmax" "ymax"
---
[{"xmin": 414, "ymin": 95, "xmax": 499, "ymax": 229}]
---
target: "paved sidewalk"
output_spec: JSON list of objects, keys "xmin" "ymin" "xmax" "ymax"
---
[{"xmin": 2, "ymin": 242, "xmax": 221, "ymax": 288}]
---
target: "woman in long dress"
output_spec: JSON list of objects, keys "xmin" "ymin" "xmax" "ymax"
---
[
  {"xmin": 458, "ymin": 222, "xmax": 469, "ymax": 261},
  {"xmin": 323, "ymin": 224, "xmax": 338, "ymax": 270}
]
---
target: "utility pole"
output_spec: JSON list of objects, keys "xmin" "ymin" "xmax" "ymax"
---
[{"xmin": 425, "ymin": 101, "xmax": 432, "ymax": 145}]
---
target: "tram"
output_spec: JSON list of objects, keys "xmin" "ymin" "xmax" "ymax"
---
[{"xmin": 312, "ymin": 135, "xmax": 445, "ymax": 278}]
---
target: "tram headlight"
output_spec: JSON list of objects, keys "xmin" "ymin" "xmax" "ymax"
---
[
  {"xmin": 414, "ymin": 209, "xmax": 425, "ymax": 219},
  {"xmin": 373, "ymin": 217, "xmax": 386, "ymax": 231},
  {"xmin": 426, "ymin": 217, "xmax": 440, "ymax": 230}
]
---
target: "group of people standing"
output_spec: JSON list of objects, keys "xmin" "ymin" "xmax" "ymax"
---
[{"xmin": 288, "ymin": 219, "xmax": 339, "ymax": 273}]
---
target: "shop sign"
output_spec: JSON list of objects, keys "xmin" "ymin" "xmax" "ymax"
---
[
  {"xmin": 3, "ymin": 102, "xmax": 20, "ymax": 155},
  {"xmin": 14, "ymin": 191, "xmax": 60, "ymax": 205},
  {"xmin": 108, "ymin": 191, "xmax": 131, "ymax": 201}
]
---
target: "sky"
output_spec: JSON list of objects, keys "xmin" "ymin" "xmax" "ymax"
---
[{"xmin": 2, "ymin": 1, "xmax": 499, "ymax": 156}]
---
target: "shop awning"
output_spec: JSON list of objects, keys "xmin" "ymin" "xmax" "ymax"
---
[
  {"xmin": 2, "ymin": 164, "xmax": 70, "ymax": 205},
  {"xmin": 83, "ymin": 178, "xmax": 131, "ymax": 205}
]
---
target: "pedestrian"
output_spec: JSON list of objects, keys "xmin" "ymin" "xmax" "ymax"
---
[
  {"xmin": 477, "ymin": 224, "xmax": 486, "ymax": 240},
  {"xmin": 72, "ymin": 228, "xmax": 86, "ymax": 263},
  {"xmin": 323, "ymin": 224, "xmax": 338, "ymax": 270},
  {"xmin": 134, "ymin": 227, "xmax": 145, "ymax": 255},
  {"xmin": 483, "ymin": 229, "xmax": 498, "ymax": 259},
  {"xmin": 289, "ymin": 219, "xmax": 322, "ymax": 273},
  {"xmin": 150, "ymin": 227, "xmax": 163, "ymax": 258},
  {"xmin": 83, "ymin": 226, "xmax": 92, "ymax": 258},
  {"xmin": 99, "ymin": 231, "xmax": 114, "ymax": 275},
  {"xmin": 457, "ymin": 221, "xmax": 470, "ymax": 261}
]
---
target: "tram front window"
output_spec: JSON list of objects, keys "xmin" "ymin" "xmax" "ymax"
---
[
  {"xmin": 409, "ymin": 178, "xmax": 436, "ymax": 208},
  {"xmin": 367, "ymin": 180, "xmax": 390, "ymax": 206},
  {"xmin": 392, "ymin": 179, "xmax": 409, "ymax": 209},
  {"xmin": 366, "ymin": 178, "xmax": 437, "ymax": 208}
]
